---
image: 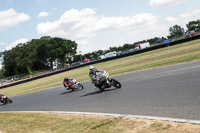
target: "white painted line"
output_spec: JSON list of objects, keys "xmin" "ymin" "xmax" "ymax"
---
[{"xmin": 1, "ymin": 111, "xmax": 200, "ymax": 124}]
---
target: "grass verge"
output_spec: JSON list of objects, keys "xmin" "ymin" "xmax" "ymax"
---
[
  {"xmin": 1, "ymin": 39, "xmax": 200, "ymax": 96},
  {"xmin": 0, "ymin": 112, "xmax": 200, "ymax": 133}
]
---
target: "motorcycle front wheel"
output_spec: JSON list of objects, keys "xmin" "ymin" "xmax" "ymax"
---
[
  {"xmin": 78, "ymin": 83, "xmax": 84, "ymax": 90},
  {"xmin": 111, "ymin": 78, "xmax": 121, "ymax": 88},
  {"xmin": 7, "ymin": 98, "xmax": 12, "ymax": 103}
]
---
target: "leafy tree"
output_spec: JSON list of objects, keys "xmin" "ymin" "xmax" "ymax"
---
[
  {"xmin": 60, "ymin": 39, "xmax": 77, "ymax": 67},
  {"xmin": 49, "ymin": 37, "xmax": 77, "ymax": 68},
  {"xmin": 3, "ymin": 49, "xmax": 17, "ymax": 76},
  {"xmin": 0, "ymin": 67, "xmax": 5, "ymax": 78},
  {"xmin": 168, "ymin": 25, "xmax": 185, "ymax": 39},
  {"xmin": 0, "ymin": 52, "xmax": 3, "ymax": 57},
  {"xmin": 122, "ymin": 44, "xmax": 132, "ymax": 51},
  {"xmin": 34, "ymin": 38, "xmax": 51, "ymax": 70},
  {"xmin": 3, "ymin": 36, "xmax": 78, "ymax": 76},
  {"xmin": 73, "ymin": 54, "xmax": 82, "ymax": 62},
  {"xmin": 186, "ymin": 19, "xmax": 200, "ymax": 32}
]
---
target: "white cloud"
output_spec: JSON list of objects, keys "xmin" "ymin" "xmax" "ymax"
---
[
  {"xmin": 149, "ymin": 0, "xmax": 189, "ymax": 8},
  {"xmin": 166, "ymin": 9, "xmax": 200, "ymax": 28},
  {"xmin": 166, "ymin": 17, "xmax": 177, "ymax": 23},
  {"xmin": 0, "ymin": 8, "xmax": 30, "ymax": 32},
  {"xmin": 0, "ymin": 42, "xmax": 5, "ymax": 46},
  {"xmin": 37, "ymin": 12, "xmax": 49, "ymax": 18},
  {"xmin": 37, "ymin": 8, "xmax": 168, "ymax": 54},
  {"xmin": 179, "ymin": 13, "xmax": 191, "ymax": 18},
  {"xmin": 6, "ymin": 38, "xmax": 29, "ymax": 51}
]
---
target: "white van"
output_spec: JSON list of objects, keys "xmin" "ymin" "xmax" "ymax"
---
[
  {"xmin": 105, "ymin": 51, "xmax": 117, "ymax": 57},
  {"xmin": 98, "ymin": 55, "xmax": 106, "ymax": 59},
  {"xmin": 135, "ymin": 42, "xmax": 150, "ymax": 50}
]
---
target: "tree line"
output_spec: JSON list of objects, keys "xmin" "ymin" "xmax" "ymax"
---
[{"xmin": 2, "ymin": 36, "xmax": 77, "ymax": 76}]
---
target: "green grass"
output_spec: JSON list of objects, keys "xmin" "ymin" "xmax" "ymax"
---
[
  {"xmin": 0, "ymin": 113, "xmax": 122, "ymax": 133},
  {"xmin": 0, "ymin": 112, "xmax": 200, "ymax": 133},
  {"xmin": 1, "ymin": 39, "xmax": 200, "ymax": 96}
]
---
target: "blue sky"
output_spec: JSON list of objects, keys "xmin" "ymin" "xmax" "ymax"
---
[{"xmin": 0, "ymin": 0, "xmax": 200, "ymax": 55}]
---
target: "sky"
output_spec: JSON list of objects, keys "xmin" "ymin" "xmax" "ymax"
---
[{"xmin": 0, "ymin": 0, "xmax": 200, "ymax": 55}]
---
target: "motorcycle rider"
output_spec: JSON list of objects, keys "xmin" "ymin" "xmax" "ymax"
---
[
  {"xmin": 89, "ymin": 65, "xmax": 106, "ymax": 87},
  {"xmin": 0, "ymin": 94, "xmax": 6, "ymax": 103},
  {"xmin": 63, "ymin": 77, "xmax": 73, "ymax": 89}
]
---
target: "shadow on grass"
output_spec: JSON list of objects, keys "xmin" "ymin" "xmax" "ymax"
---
[{"xmin": 80, "ymin": 87, "xmax": 120, "ymax": 97}]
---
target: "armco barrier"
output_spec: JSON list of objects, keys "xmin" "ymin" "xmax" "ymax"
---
[{"xmin": 1, "ymin": 35, "xmax": 200, "ymax": 89}]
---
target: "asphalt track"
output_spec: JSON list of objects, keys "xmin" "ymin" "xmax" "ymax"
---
[{"xmin": 1, "ymin": 61, "xmax": 200, "ymax": 121}]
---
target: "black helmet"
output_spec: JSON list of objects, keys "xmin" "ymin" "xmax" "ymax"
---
[{"xmin": 64, "ymin": 77, "xmax": 68, "ymax": 81}]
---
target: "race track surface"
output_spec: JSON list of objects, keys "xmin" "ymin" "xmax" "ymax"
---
[{"xmin": 1, "ymin": 61, "xmax": 200, "ymax": 120}]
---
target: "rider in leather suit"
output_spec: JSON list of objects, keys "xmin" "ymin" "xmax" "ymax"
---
[
  {"xmin": 63, "ymin": 77, "xmax": 73, "ymax": 89},
  {"xmin": 89, "ymin": 65, "xmax": 104, "ymax": 87},
  {"xmin": 0, "ymin": 94, "xmax": 5, "ymax": 103}
]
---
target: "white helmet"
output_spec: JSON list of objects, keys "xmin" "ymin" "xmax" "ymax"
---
[{"xmin": 89, "ymin": 65, "xmax": 94, "ymax": 70}]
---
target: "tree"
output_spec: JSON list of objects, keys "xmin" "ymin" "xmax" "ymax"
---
[
  {"xmin": 186, "ymin": 19, "xmax": 200, "ymax": 32},
  {"xmin": 3, "ymin": 36, "xmax": 78, "ymax": 76},
  {"xmin": 168, "ymin": 25, "xmax": 185, "ymax": 39},
  {"xmin": 34, "ymin": 38, "xmax": 51, "ymax": 70},
  {"xmin": 49, "ymin": 37, "xmax": 77, "ymax": 68},
  {"xmin": 3, "ymin": 49, "xmax": 17, "ymax": 76},
  {"xmin": 0, "ymin": 67, "xmax": 5, "ymax": 78},
  {"xmin": 122, "ymin": 44, "xmax": 132, "ymax": 51}
]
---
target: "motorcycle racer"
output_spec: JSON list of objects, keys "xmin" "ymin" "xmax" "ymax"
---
[
  {"xmin": 63, "ymin": 77, "xmax": 73, "ymax": 89},
  {"xmin": 89, "ymin": 65, "xmax": 104, "ymax": 81},
  {"xmin": 89, "ymin": 65, "xmax": 106, "ymax": 88},
  {"xmin": 0, "ymin": 94, "xmax": 12, "ymax": 104},
  {"xmin": 0, "ymin": 94, "xmax": 5, "ymax": 103},
  {"xmin": 63, "ymin": 77, "xmax": 84, "ymax": 91}
]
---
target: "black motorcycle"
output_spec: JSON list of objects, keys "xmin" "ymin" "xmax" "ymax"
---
[{"xmin": 94, "ymin": 71, "xmax": 121, "ymax": 91}]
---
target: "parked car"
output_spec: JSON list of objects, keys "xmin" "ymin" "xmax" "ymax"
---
[
  {"xmin": 117, "ymin": 51, "xmax": 124, "ymax": 56},
  {"xmin": 129, "ymin": 48, "xmax": 136, "ymax": 52},
  {"xmin": 98, "ymin": 55, "xmax": 106, "ymax": 59},
  {"xmin": 185, "ymin": 30, "xmax": 195, "ymax": 38},
  {"xmin": 13, "ymin": 76, "xmax": 19, "ymax": 81},
  {"xmin": 105, "ymin": 51, "xmax": 117, "ymax": 58},
  {"xmin": 71, "ymin": 62, "xmax": 83, "ymax": 67},
  {"xmin": 66, "ymin": 64, "xmax": 72, "ymax": 68}
]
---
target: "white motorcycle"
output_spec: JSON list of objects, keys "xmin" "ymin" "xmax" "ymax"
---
[{"xmin": 63, "ymin": 78, "xmax": 84, "ymax": 91}]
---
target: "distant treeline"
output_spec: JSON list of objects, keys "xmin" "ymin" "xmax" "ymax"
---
[{"xmin": 2, "ymin": 36, "xmax": 77, "ymax": 76}]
